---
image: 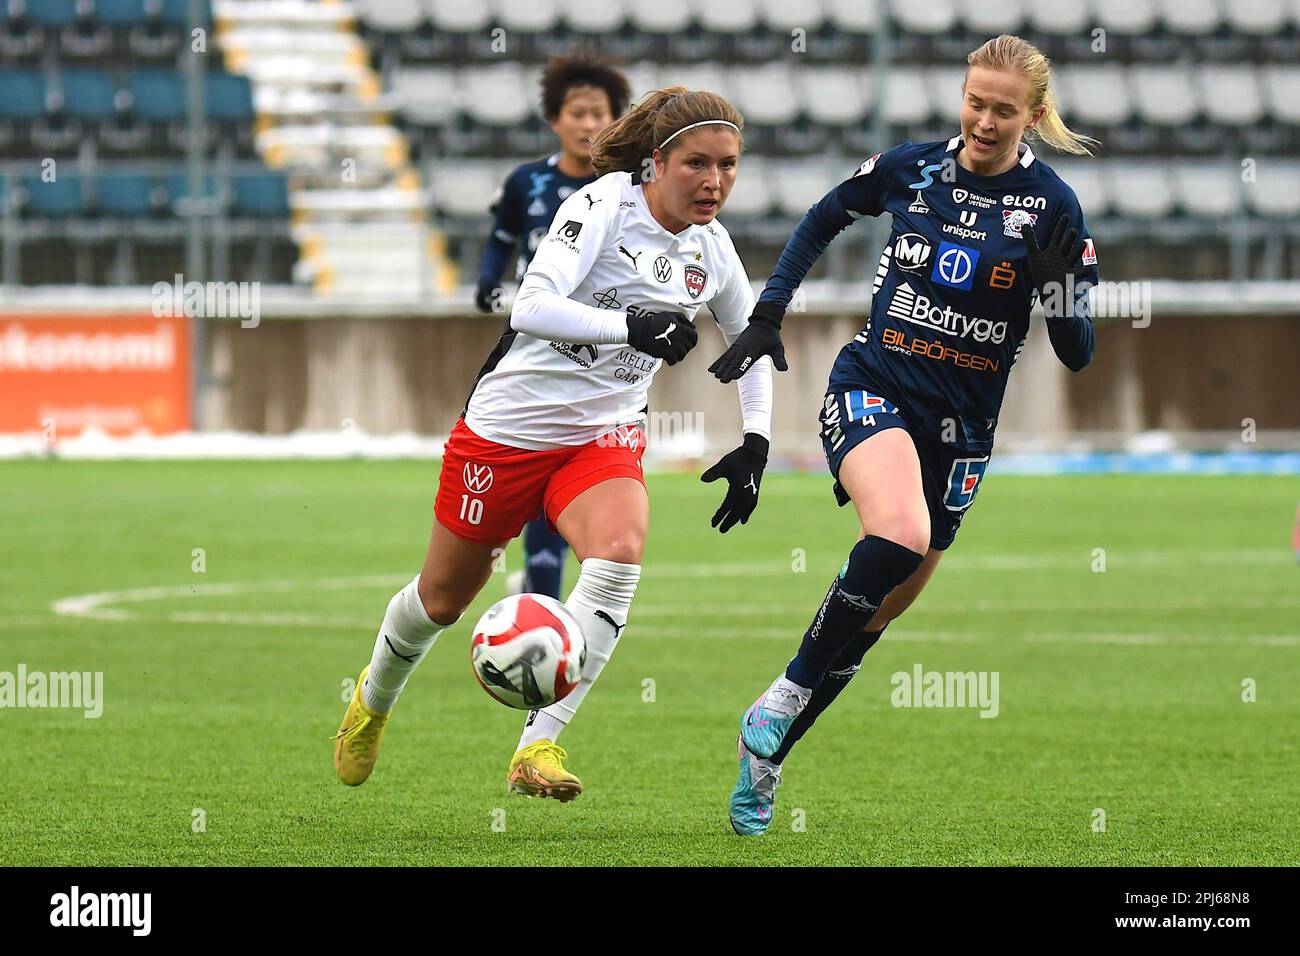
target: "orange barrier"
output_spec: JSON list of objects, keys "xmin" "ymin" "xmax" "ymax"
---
[{"xmin": 0, "ymin": 314, "xmax": 190, "ymax": 436}]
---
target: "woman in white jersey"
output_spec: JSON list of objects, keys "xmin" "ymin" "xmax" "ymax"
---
[{"xmin": 334, "ymin": 88, "xmax": 774, "ymax": 802}]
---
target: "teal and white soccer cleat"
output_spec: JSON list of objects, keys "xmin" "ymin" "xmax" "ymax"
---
[
  {"xmin": 729, "ymin": 737, "xmax": 781, "ymax": 836},
  {"xmin": 739, "ymin": 675, "xmax": 810, "ymax": 760}
]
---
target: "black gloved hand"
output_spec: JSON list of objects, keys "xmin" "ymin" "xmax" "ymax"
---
[
  {"xmin": 474, "ymin": 282, "xmax": 504, "ymax": 314},
  {"xmin": 699, "ymin": 432, "xmax": 769, "ymax": 533},
  {"xmin": 708, "ymin": 300, "xmax": 789, "ymax": 383},
  {"xmin": 626, "ymin": 311, "xmax": 698, "ymax": 365},
  {"xmin": 1019, "ymin": 213, "xmax": 1085, "ymax": 300}
]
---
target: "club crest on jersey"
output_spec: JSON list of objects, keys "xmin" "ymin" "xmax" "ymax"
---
[
  {"xmin": 463, "ymin": 462, "xmax": 494, "ymax": 494},
  {"xmin": 854, "ymin": 153, "xmax": 881, "ymax": 177},
  {"xmin": 684, "ymin": 264, "xmax": 707, "ymax": 299},
  {"xmin": 1002, "ymin": 208, "xmax": 1037, "ymax": 238}
]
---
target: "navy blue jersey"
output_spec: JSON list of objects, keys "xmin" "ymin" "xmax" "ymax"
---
[
  {"xmin": 477, "ymin": 154, "xmax": 596, "ymax": 287},
  {"xmin": 761, "ymin": 137, "xmax": 1099, "ymax": 452}
]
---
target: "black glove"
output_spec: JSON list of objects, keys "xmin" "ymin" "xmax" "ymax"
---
[
  {"xmin": 1019, "ymin": 213, "xmax": 1085, "ymax": 300},
  {"xmin": 708, "ymin": 300, "xmax": 789, "ymax": 383},
  {"xmin": 626, "ymin": 311, "xmax": 697, "ymax": 365},
  {"xmin": 700, "ymin": 433, "xmax": 769, "ymax": 533},
  {"xmin": 474, "ymin": 282, "xmax": 504, "ymax": 314}
]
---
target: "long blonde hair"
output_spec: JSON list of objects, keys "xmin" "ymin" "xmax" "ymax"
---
[
  {"xmin": 967, "ymin": 34, "xmax": 1100, "ymax": 156},
  {"xmin": 590, "ymin": 86, "xmax": 744, "ymax": 176}
]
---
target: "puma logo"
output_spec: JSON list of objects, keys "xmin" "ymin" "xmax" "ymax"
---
[
  {"xmin": 654, "ymin": 322, "xmax": 676, "ymax": 343},
  {"xmin": 745, "ymin": 474, "xmax": 758, "ymax": 495},
  {"xmin": 585, "ymin": 192, "xmax": 602, "ymax": 209},
  {"xmin": 619, "ymin": 245, "xmax": 641, "ymax": 269},
  {"xmin": 594, "ymin": 610, "xmax": 625, "ymax": 639}
]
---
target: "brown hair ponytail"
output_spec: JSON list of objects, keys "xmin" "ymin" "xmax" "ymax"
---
[{"xmin": 590, "ymin": 86, "xmax": 744, "ymax": 176}]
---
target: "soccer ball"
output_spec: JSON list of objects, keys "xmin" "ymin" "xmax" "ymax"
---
[{"xmin": 470, "ymin": 594, "xmax": 586, "ymax": 710}]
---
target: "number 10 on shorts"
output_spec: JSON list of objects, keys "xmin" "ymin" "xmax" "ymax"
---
[{"xmin": 460, "ymin": 495, "xmax": 484, "ymax": 526}]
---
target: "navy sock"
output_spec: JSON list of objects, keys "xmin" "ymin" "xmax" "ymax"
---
[
  {"xmin": 522, "ymin": 517, "xmax": 568, "ymax": 600},
  {"xmin": 785, "ymin": 536, "xmax": 923, "ymax": 689},
  {"xmin": 771, "ymin": 624, "xmax": 887, "ymax": 765}
]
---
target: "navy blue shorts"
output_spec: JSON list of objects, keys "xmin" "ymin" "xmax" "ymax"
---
[{"xmin": 817, "ymin": 387, "xmax": 989, "ymax": 551}]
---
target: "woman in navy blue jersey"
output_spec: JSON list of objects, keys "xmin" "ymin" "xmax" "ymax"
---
[
  {"xmin": 711, "ymin": 34, "xmax": 1102, "ymax": 835},
  {"xmin": 474, "ymin": 54, "xmax": 631, "ymax": 602}
]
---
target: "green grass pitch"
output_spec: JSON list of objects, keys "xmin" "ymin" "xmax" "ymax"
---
[{"xmin": 1, "ymin": 460, "xmax": 1296, "ymax": 866}]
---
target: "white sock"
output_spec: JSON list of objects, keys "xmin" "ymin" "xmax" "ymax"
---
[
  {"xmin": 362, "ymin": 575, "xmax": 447, "ymax": 714},
  {"xmin": 517, "ymin": 557, "xmax": 640, "ymax": 749}
]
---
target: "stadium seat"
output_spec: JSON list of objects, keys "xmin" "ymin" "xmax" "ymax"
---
[
  {"xmin": 802, "ymin": 67, "xmax": 871, "ymax": 128},
  {"xmin": 93, "ymin": 0, "xmax": 152, "ymax": 27},
  {"xmin": 425, "ymin": 0, "xmax": 492, "ymax": 32},
  {"xmin": 60, "ymin": 70, "xmax": 120, "ymax": 124},
  {"xmin": 758, "ymin": 0, "xmax": 826, "ymax": 31},
  {"xmin": 1131, "ymin": 66, "xmax": 1199, "ymax": 127},
  {"xmin": 1024, "ymin": 0, "xmax": 1091, "ymax": 36},
  {"xmin": 826, "ymin": 0, "xmax": 878, "ymax": 33},
  {"xmin": 356, "ymin": 0, "xmax": 425, "ymax": 32},
  {"xmin": 1198, "ymin": 67, "xmax": 1265, "ymax": 128},
  {"xmin": 1057, "ymin": 66, "xmax": 1132, "ymax": 128},
  {"xmin": 1172, "ymin": 164, "xmax": 1242, "ymax": 218},
  {"xmin": 1051, "ymin": 161, "xmax": 1109, "ymax": 219},
  {"xmin": 889, "ymin": 0, "xmax": 955, "ymax": 35},
  {"xmin": 392, "ymin": 68, "xmax": 459, "ymax": 126},
  {"xmin": 882, "ymin": 67, "xmax": 931, "ymax": 127},
  {"xmin": 1261, "ymin": 66, "xmax": 1300, "ymax": 125},
  {"xmin": 1094, "ymin": 0, "xmax": 1158, "ymax": 35},
  {"xmin": 1243, "ymin": 161, "xmax": 1300, "ymax": 218},
  {"xmin": 721, "ymin": 156, "xmax": 773, "ymax": 217},
  {"xmin": 1156, "ymin": 0, "xmax": 1220, "ymax": 35},
  {"xmin": 1104, "ymin": 162, "xmax": 1175, "ymax": 219},
  {"xmin": 699, "ymin": 2, "xmax": 758, "ymax": 33},
  {"xmin": 462, "ymin": 66, "xmax": 530, "ymax": 126},
  {"xmin": 731, "ymin": 64, "xmax": 800, "ymax": 128},
  {"xmin": 0, "ymin": 71, "xmax": 47, "ymax": 122},
  {"xmin": 676, "ymin": 64, "xmax": 731, "ymax": 100},
  {"xmin": 1224, "ymin": 0, "xmax": 1288, "ymax": 35},
  {"xmin": 206, "ymin": 72, "xmax": 255, "ymax": 124},
  {"xmin": 496, "ymin": 0, "xmax": 560, "ymax": 33},
  {"xmin": 621, "ymin": 62, "xmax": 661, "ymax": 103},
  {"xmin": 96, "ymin": 172, "xmax": 159, "ymax": 217},
  {"xmin": 26, "ymin": 0, "xmax": 79, "ymax": 28},
  {"xmin": 166, "ymin": 172, "xmax": 221, "ymax": 208},
  {"xmin": 428, "ymin": 162, "xmax": 512, "ymax": 218},
  {"xmin": 232, "ymin": 173, "xmax": 290, "ymax": 218},
  {"xmin": 955, "ymin": 0, "xmax": 1024, "ymax": 34},
  {"xmin": 928, "ymin": 67, "xmax": 968, "ymax": 127},
  {"xmin": 558, "ymin": 0, "xmax": 624, "ymax": 33},
  {"xmin": 773, "ymin": 161, "xmax": 833, "ymax": 217},
  {"xmin": 159, "ymin": 0, "xmax": 212, "ymax": 27},
  {"xmin": 23, "ymin": 174, "xmax": 85, "ymax": 218},
  {"xmin": 627, "ymin": 0, "xmax": 692, "ymax": 35},
  {"xmin": 127, "ymin": 69, "xmax": 186, "ymax": 122}
]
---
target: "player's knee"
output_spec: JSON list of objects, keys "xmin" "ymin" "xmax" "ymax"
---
[
  {"xmin": 416, "ymin": 579, "xmax": 468, "ymax": 627},
  {"xmin": 867, "ymin": 516, "xmax": 930, "ymax": 557},
  {"xmin": 586, "ymin": 533, "xmax": 644, "ymax": 566}
]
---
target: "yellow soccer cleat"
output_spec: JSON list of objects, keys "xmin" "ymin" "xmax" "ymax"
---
[
  {"xmin": 333, "ymin": 666, "xmax": 390, "ymax": 786},
  {"xmin": 507, "ymin": 740, "xmax": 583, "ymax": 802}
]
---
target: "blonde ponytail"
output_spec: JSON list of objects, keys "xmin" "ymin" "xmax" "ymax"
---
[{"xmin": 967, "ymin": 34, "xmax": 1100, "ymax": 156}]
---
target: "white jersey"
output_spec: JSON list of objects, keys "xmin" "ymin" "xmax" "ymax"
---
[{"xmin": 465, "ymin": 171, "xmax": 765, "ymax": 450}]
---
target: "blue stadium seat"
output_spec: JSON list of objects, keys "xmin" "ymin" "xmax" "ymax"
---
[
  {"xmin": 165, "ymin": 171, "xmax": 219, "ymax": 202},
  {"xmin": 61, "ymin": 70, "xmax": 120, "ymax": 123},
  {"xmin": 94, "ymin": 0, "xmax": 152, "ymax": 27},
  {"xmin": 160, "ymin": 0, "xmax": 213, "ymax": 27},
  {"xmin": 127, "ymin": 69, "xmax": 186, "ymax": 121},
  {"xmin": 26, "ymin": 0, "xmax": 80, "ymax": 28},
  {"xmin": 206, "ymin": 72, "xmax": 254, "ymax": 124},
  {"xmin": 23, "ymin": 175, "xmax": 85, "ymax": 218},
  {"xmin": 231, "ymin": 174, "xmax": 290, "ymax": 218},
  {"xmin": 96, "ymin": 172, "xmax": 157, "ymax": 216},
  {"xmin": 0, "ymin": 71, "xmax": 47, "ymax": 121}
]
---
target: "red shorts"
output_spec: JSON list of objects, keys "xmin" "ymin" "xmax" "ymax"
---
[{"xmin": 434, "ymin": 418, "xmax": 647, "ymax": 543}]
